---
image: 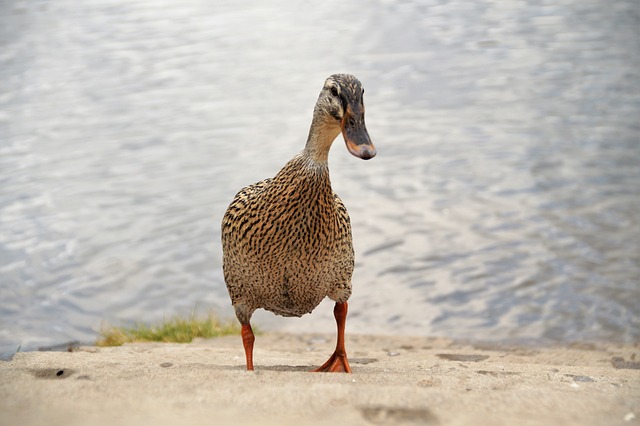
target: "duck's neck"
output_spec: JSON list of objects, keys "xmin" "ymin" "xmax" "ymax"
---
[{"xmin": 303, "ymin": 114, "xmax": 342, "ymax": 164}]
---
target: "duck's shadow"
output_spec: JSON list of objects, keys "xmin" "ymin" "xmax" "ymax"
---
[
  {"xmin": 223, "ymin": 364, "xmax": 317, "ymax": 373},
  {"xmin": 216, "ymin": 357, "xmax": 376, "ymax": 373}
]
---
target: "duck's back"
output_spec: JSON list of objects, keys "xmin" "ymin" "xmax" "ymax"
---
[{"xmin": 221, "ymin": 154, "xmax": 354, "ymax": 322}]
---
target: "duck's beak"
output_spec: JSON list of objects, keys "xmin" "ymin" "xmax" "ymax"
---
[{"xmin": 342, "ymin": 106, "xmax": 376, "ymax": 160}]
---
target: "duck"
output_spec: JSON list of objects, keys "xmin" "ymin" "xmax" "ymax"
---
[{"xmin": 221, "ymin": 74, "xmax": 376, "ymax": 372}]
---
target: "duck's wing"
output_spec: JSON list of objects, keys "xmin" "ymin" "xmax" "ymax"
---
[
  {"xmin": 221, "ymin": 178, "xmax": 273, "ymax": 307},
  {"xmin": 326, "ymin": 192, "xmax": 355, "ymax": 303},
  {"xmin": 333, "ymin": 192, "xmax": 353, "ymax": 248}
]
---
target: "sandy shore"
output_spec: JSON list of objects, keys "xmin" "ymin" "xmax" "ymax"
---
[{"xmin": 1, "ymin": 333, "xmax": 638, "ymax": 426}]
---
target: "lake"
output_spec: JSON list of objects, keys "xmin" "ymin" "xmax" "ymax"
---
[{"xmin": 1, "ymin": 0, "xmax": 639, "ymax": 358}]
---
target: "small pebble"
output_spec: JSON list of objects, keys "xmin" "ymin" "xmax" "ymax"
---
[
  {"xmin": 387, "ymin": 351, "xmax": 400, "ymax": 357},
  {"xmin": 624, "ymin": 412, "xmax": 636, "ymax": 422}
]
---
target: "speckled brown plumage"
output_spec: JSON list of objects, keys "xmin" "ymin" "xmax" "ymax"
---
[
  {"xmin": 222, "ymin": 155, "xmax": 354, "ymax": 323},
  {"xmin": 221, "ymin": 74, "xmax": 376, "ymax": 372}
]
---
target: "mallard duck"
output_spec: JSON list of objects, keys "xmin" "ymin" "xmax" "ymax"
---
[{"xmin": 221, "ymin": 74, "xmax": 376, "ymax": 372}]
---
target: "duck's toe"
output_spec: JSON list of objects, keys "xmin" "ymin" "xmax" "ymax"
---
[{"xmin": 311, "ymin": 350, "xmax": 352, "ymax": 373}]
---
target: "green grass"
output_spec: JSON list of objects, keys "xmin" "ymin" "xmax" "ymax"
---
[{"xmin": 96, "ymin": 312, "xmax": 243, "ymax": 347}]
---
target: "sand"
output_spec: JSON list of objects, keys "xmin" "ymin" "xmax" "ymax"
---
[{"xmin": 1, "ymin": 333, "xmax": 638, "ymax": 426}]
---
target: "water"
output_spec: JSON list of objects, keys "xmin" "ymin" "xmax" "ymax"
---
[{"xmin": 1, "ymin": 0, "xmax": 639, "ymax": 358}]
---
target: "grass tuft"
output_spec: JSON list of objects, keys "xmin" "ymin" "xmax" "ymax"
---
[{"xmin": 96, "ymin": 312, "xmax": 242, "ymax": 347}]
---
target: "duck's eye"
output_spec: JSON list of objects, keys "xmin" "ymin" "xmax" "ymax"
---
[{"xmin": 330, "ymin": 86, "xmax": 339, "ymax": 97}]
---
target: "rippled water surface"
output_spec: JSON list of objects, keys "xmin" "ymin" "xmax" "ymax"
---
[{"xmin": 1, "ymin": 0, "xmax": 639, "ymax": 357}]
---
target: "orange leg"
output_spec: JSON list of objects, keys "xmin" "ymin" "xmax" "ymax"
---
[
  {"xmin": 241, "ymin": 323, "xmax": 255, "ymax": 371},
  {"xmin": 312, "ymin": 302, "xmax": 352, "ymax": 373}
]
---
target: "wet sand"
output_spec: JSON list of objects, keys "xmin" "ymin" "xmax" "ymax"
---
[{"xmin": 1, "ymin": 333, "xmax": 638, "ymax": 426}]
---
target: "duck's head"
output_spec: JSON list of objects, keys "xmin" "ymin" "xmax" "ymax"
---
[{"xmin": 314, "ymin": 74, "xmax": 376, "ymax": 160}]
